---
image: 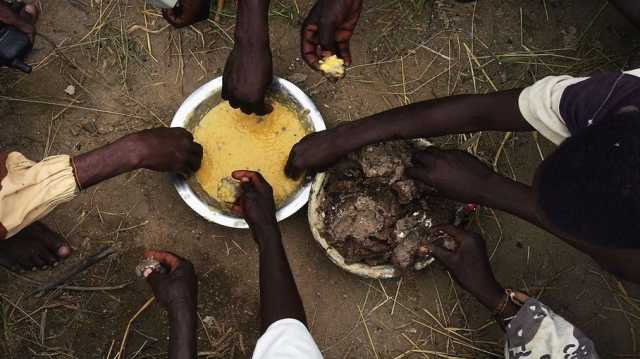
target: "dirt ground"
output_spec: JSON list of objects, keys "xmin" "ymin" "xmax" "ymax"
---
[{"xmin": 1, "ymin": 0, "xmax": 640, "ymax": 358}]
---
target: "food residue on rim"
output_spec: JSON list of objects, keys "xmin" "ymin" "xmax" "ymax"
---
[{"xmin": 194, "ymin": 101, "xmax": 308, "ymax": 208}]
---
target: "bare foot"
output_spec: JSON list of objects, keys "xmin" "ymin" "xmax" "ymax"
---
[{"xmin": 0, "ymin": 222, "xmax": 72, "ymax": 272}]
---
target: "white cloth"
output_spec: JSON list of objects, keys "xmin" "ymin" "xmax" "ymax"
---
[
  {"xmin": 0, "ymin": 152, "xmax": 78, "ymax": 238},
  {"xmin": 518, "ymin": 75, "xmax": 586, "ymax": 145},
  {"xmin": 518, "ymin": 68, "xmax": 640, "ymax": 145},
  {"xmin": 505, "ymin": 298, "xmax": 598, "ymax": 358},
  {"xmin": 252, "ymin": 319, "xmax": 323, "ymax": 359}
]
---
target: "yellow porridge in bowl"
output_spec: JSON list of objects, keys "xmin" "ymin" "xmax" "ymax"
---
[{"xmin": 194, "ymin": 101, "xmax": 308, "ymax": 208}]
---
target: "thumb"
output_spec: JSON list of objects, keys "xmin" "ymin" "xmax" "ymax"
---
[
  {"xmin": 284, "ymin": 154, "xmax": 303, "ymax": 180},
  {"xmin": 426, "ymin": 241, "xmax": 455, "ymax": 266},
  {"xmin": 146, "ymin": 270, "xmax": 166, "ymax": 292}
]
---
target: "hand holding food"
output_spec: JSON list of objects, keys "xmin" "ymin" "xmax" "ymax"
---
[
  {"xmin": 144, "ymin": 250, "xmax": 197, "ymax": 310},
  {"xmin": 162, "ymin": 0, "xmax": 211, "ymax": 28},
  {"xmin": 301, "ymin": 0, "xmax": 362, "ymax": 79},
  {"xmin": 231, "ymin": 171, "xmax": 279, "ymax": 240}
]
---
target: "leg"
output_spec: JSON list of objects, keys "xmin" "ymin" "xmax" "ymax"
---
[{"xmin": 0, "ymin": 222, "xmax": 71, "ymax": 272}]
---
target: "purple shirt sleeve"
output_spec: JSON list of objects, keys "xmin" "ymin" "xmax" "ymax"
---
[{"xmin": 559, "ymin": 71, "xmax": 640, "ymax": 135}]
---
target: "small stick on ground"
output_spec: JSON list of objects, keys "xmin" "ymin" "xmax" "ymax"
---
[
  {"xmin": 0, "ymin": 96, "xmax": 145, "ymax": 119},
  {"xmin": 391, "ymin": 277, "xmax": 402, "ymax": 316},
  {"xmin": 115, "ymin": 296, "xmax": 156, "ymax": 359},
  {"xmin": 357, "ymin": 304, "xmax": 379, "ymax": 359},
  {"xmin": 214, "ymin": 0, "xmax": 225, "ymax": 23},
  {"xmin": 31, "ymin": 246, "xmax": 118, "ymax": 296}
]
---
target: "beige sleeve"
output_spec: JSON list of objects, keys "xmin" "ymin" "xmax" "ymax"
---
[
  {"xmin": 518, "ymin": 75, "xmax": 588, "ymax": 145},
  {"xmin": 0, "ymin": 152, "xmax": 79, "ymax": 239}
]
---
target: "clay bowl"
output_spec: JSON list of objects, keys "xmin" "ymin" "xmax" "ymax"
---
[
  {"xmin": 171, "ymin": 76, "xmax": 326, "ymax": 228},
  {"xmin": 308, "ymin": 140, "xmax": 436, "ymax": 279}
]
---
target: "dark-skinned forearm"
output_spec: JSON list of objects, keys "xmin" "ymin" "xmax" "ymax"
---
[
  {"xmin": 168, "ymin": 304, "xmax": 198, "ymax": 359},
  {"xmin": 478, "ymin": 174, "xmax": 543, "ymax": 228},
  {"xmin": 236, "ymin": 0, "xmax": 270, "ymax": 46},
  {"xmin": 255, "ymin": 224, "xmax": 307, "ymax": 334},
  {"xmin": 72, "ymin": 135, "xmax": 140, "ymax": 189},
  {"xmin": 337, "ymin": 89, "xmax": 532, "ymax": 153}
]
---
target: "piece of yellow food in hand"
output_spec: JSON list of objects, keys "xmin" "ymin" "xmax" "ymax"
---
[
  {"xmin": 319, "ymin": 55, "xmax": 345, "ymax": 79},
  {"xmin": 216, "ymin": 177, "xmax": 240, "ymax": 204}
]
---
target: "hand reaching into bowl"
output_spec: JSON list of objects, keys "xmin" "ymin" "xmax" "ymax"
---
[
  {"xmin": 231, "ymin": 170, "xmax": 279, "ymax": 243},
  {"xmin": 221, "ymin": 0, "xmax": 273, "ymax": 115}
]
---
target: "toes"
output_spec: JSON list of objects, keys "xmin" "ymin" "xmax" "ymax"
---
[
  {"xmin": 55, "ymin": 245, "xmax": 71, "ymax": 258},
  {"xmin": 30, "ymin": 223, "xmax": 72, "ymax": 259},
  {"xmin": 38, "ymin": 249, "xmax": 58, "ymax": 267},
  {"xmin": 0, "ymin": 255, "xmax": 18, "ymax": 272},
  {"xmin": 30, "ymin": 254, "xmax": 47, "ymax": 269},
  {"xmin": 15, "ymin": 257, "xmax": 33, "ymax": 272}
]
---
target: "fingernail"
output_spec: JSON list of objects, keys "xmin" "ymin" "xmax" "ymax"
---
[
  {"xmin": 143, "ymin": 268, "xmax": 153, "ymax": 278},
  {"xmin": 52, "ymin": 261, "xmax": 59, "ymax": 267}
]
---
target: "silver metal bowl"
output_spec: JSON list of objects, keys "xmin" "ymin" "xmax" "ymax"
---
[{"xmin": 170, "ymin": 76, "xmax": 326, "ymax": 228}]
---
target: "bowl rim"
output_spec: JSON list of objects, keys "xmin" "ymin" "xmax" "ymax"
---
[{"xmin": 171, "ymin": 76, "xmax": 326, "ymax": 229}]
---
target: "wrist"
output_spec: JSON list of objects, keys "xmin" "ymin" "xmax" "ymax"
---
[
  {"xmin": 251, "ymin": 220, "xmax": 282, "ymax": 248},
  {"xmin": 473, "ymin": 282, "xmax": 506, "ymax": 311},
  {"xmin": 478, "ymin": 172, "xmax": 514, "ymax": 206},
  {"xmin": 119, "ymin": 133, "xmax": 148, "ymax": 170},
  {"xmin": 236, "ymin": 0, "xmax": 269, "ymax": 45}
]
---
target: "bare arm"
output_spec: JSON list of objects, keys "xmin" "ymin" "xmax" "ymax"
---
[
  {"xmin": 231, "ymin": 171, "xmax": 306, "ymax": 333},
  {"xmin": 73, "ymin": 128, "xmax": 202, "ymax": 189},
  {"xmin": 256, "ymin": 222, "xmax": 307, "ymax": 333},
  {"xmin": 286, "ymin": 89, "xmax": 532, "ymax": 178}
]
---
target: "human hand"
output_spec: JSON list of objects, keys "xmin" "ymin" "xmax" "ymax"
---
[
  {"xmin": 301, "ymin": 0, "xmax": 362, "ymax": 71},
  {"xmin": 231, "ymin": 171, "xmax": 278, "ymax": 237},
  {"xmin": 426, "ymin": 225, "xmax": 504, "ymax": 311},
  {"xmin": 162, "ymin": 0, "xmax": 211, "ymax": 28},
  {"xmin": 221, "ymin": 42, "xmax": 273, "ymax": 115},
  {"xmin": 406, "ymin": 148, "xmax": 496, "ymax": 204},
  {"xmin": 0, "ymin": 1, "xmax": 38, "ymax": 41},
  {"xmin": 126, "ymin": 128, "xmax": 203, "ymax": 177},
  {"xmin": 285, "ymin": 125, "xmax": 355, "ymax": 179},
  {"xmin": 144, "ymin": 250, "xmax": 197, "ymax": 310}
]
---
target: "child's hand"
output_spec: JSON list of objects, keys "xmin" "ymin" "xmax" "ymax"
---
[
  {"xmin": 222, "ymin": 41, "xmax": 273, "ymax": 115},
  {"xmin": 144, "ymin": 250, "xmax": 197, "ymax": 310},
  {"xmin": 406, "ymin": 148, "xmax": 496, "ymax": 204},
  {"xmin": 425, "ymin": 225, "xmax": 505, "ymax": 311},
  {"xmin": 162, "ymin": 0, "xmax": 211, "ymax": 28},
  {"xmin": 285, "ymin": 124, "xmax": 356, "ymax": 179},
  {"xmin": 301, "ymin": 0, "xmax": 362, "ymax": 71},
  {"xmin": 231, "ymin": 171, "xmax": 278, "ymax": 239}
]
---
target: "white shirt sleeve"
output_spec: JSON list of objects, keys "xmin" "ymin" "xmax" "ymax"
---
[
  {"xmin": 251, "ymin": 319, "xmax": 323, "ymax": 359},
  {"xmin": 518, "ymin": 75, "xmax": 588, "ymax": 145}
]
